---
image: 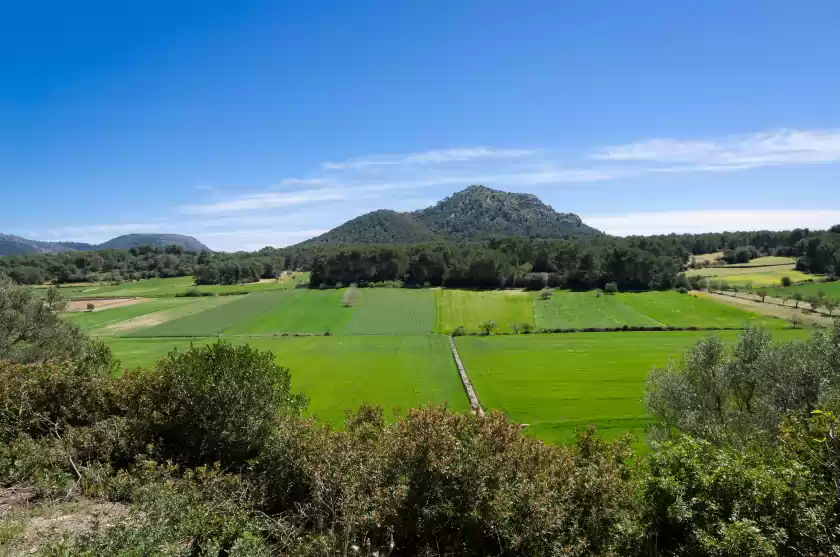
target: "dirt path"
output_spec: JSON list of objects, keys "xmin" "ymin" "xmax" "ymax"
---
[
  {"xmin": 66, "ymin": 298, "xmax": 149, "ymax": 312},
  {"xmin": 695, "ymin": 291, "xmax": 835, "ymax": 327}
]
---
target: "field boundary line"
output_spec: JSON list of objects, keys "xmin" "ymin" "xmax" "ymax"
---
[{"xmin": 448, "ymin": 335, "xmax": 484, "ymax": 415}]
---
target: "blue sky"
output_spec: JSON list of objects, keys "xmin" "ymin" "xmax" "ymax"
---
[{"xmin": 2, "ymin": 0, "xmax": 839, "ymax": 251}]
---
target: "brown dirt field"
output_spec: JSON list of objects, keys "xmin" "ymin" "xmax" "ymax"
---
[
  {"xmin": 66, "ymin": 297, "xmax": 150, "ymax": 312},
  {"xmin": 693, "ymin": 291, "xmax": 834, "ymax": 326}
]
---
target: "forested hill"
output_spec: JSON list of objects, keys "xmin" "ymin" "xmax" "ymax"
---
[
  {"xmin": 0, "ymin": 232, "xmax": 210, "ymax": 256},
  {"xmin": 96, "ymin": 234, "xmax": 210, "ymax": 252},
  {"xmin": 304, "ymin": 210, "xmax": 444, "ymax": 245},
  {"xmin": 300, "ymin": 185, "xmax": 601, "ymax": 245}
]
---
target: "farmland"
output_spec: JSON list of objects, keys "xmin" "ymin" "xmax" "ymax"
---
[
  {"xmin": 435, "ymin": 289, "xmax": 534, "ymax": 333},
  {"xmin": 532, "ymin": 290, "xmax": 782, "ymax": 330},
  {"xmin": 107, "ymin": 335, "xmax": 468, "ymax": 426},
  {"xmin": 772, "ymin": 280, "xmax": 840, "ymax": 301},
  {"xmin": 35, "ymin": 273, "xmax": 308, "ymax": 299},
  {"xmin": 685, "ymin": 259, "xmax": 817, "ymax": 286},
  {"xmin": 51, "ymin": 275, "xmax": 803, "ymax": 444},
  {"xmin": 455, "ymin": 329, "xmax": 808, "ymax": 445}
]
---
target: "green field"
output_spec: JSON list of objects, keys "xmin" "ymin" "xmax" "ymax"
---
[
  {"xmin": 617, "ymin": 291, "xmax": 784, "ymax": 328},
  {"xmin": 63, "ymin": 298, "xmax": 192, "ymax": 332},
  {"xmin": 724, "ymin": 256, "xmax": 797, "ymax": 267},
  {"xmin": 46, "ymin": 277, "xmax": 817, "ymax": 445},
  {"xmin": 108, "ymin": 335, "xmax": 469, "ymax": 425},
  {"xmin": 225, "ymin": 289, "xmax": 356, "ymax": 335},
  {"xmin": 127, "ymin": 291, "xmax": 289, "ymax": 337},
  {"xmin": 37, "ymin": 274, "xmax": 309, "ymax": 299},
  {"xmin": 455, "ymin": 329, "xmax": 807, "ymax": 445},
  {"xmin": 534, "ymin": 291, "xmax": 660, "ymax": 329},
  {"xmin": 435, "ymin": 289, "xmax": 534, "ymax": 333},
  {"xmin": 773, "ymin": 280, "xmax": 840, "ymax": 302},
  {"xmin": 532, "ymin": 290, "xmax": 784, "ymax": 330},
  {"xmin": 345, "ymin": 289, "xmax": 435, "ymax": 335},
  {"xmin": 686, "ymin": 264, "xmax": 816, "ymax": 286}
]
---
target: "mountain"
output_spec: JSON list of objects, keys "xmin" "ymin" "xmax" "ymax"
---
[
  {"xmin": 300, "ymin": 185, "xmax": 601, "ymax": 245},
  {"xmin": 0, "ymin": 233, "xmax": 210, "ymax": 256},
  {"xmin": 0, "ymin": 234, "xmax": 93, "ymax": 256},
  {"xmin": 96, "ymin": 234, "xmax": 210, "ymax": 252},
  {"xmin": 304, "ymin": 210, "xmax": 444, "ymax": 245}
]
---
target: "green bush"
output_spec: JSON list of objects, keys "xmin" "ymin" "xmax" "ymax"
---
[
  {"xmin": 642, "ymin": 436, "xmax": 832, "ymax": 557},
  {"xmin": 147, "ymin": 341, "xmax": 307, "ymax": 467}
]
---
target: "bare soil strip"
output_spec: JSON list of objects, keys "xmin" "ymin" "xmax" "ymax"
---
[
  {"xmin": 66, "ymin": 298, "xmax": 149, "ymax": 312},
  {"xmin": 105, "ymin": 312, "xmax": 170, "ymax": 332},
  {"xmin": 694, "ymin": 291, "xmax": 834, "ymax": 327}
]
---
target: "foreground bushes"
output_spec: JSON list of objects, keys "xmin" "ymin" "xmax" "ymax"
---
[{"xmin": 2, "ymin": 332, "xmax": 840, "ymax": 555}]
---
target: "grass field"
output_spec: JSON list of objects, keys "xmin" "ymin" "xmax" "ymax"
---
[
  {"xmin": 617, "ymin": 291, "xmax": 785, "ymax": 328},
  {"xmin": 532, "ymin": 290, "xmax": 784, "ymax": 330},
  {"xmin": 37, "ymin": 273, "xmax": 309, "ymax": 299},
  {"xmin": 685, "ymin": 264, "xmax": 816, "ymax": 286},
  {"xmin": 63, "ymin": 298, "xmax": 191, "ymax": 332},
  {"xmin": 772, "ymin": 280, "xmax": 840, "ymax": 301},
  {"xmin": 435, "ymin": 289, "xmax": 534, "ymax": 333},
  {"xmin": 127, "ymin": 291, "xmax": 289, "ymax": 337},
  {"xmin": 534, "ymin": 291, "xmax": 660, "ymax": 329},
  {"xmin": 107, "ymin": 335, "xmax": 469, "ymax": 425},
  {"xmin": 724, "ymin": 256, "xmax": 797, "ymax": 267},
  {"xmin": 224, "ymin": 289, "xmax": 356, "ymax": 335},
  {"xmin": 345, "ymin": 289, "xmax": 435, "ymax": 335},
  {"xmin": 455, "ymin": 329, "xmax": 808, "ymax": 445}
]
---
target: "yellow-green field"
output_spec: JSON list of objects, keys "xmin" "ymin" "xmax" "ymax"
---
[{"xmin": 686, "ymin": 263, "xmax": 816, "ymax": 286}]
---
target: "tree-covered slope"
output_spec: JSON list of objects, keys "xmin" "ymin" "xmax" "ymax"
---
[
  {"xmin": 302, "ymin": 210, "xmax": 443, "ymax": 245},
  {"xmin": 96, "ymin": 234, "xmax": 210, "ymax": 252},
  {"xmin": 299, "ymin": 185, "xmax": 601, "ymax": 245},
  {"xmin": 416, "ymin": 185, "xmax": 600, "ymax": 240}
]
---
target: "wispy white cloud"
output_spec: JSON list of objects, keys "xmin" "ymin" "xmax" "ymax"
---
[
  {"xmin": 180, "ymin": 190, "xmax": 350, "ymax": 214},
  {"xmin": 593, "ymin": 129, "xmax": 840, "ymax": 171},
  {"xmin": 322, "ymin": 147, "xmax": 538, "ymax": 170},
  {"xmin": 585, "ymin": 209, "xmax": 840, "ymax": 236}
]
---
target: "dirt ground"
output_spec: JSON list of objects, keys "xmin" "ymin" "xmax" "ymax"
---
[
  {"xmin": 0, "ymin": 488, "xmax": 128, "ymax": 554},
  {"xmin": 66, "ymin": 297, "xmax": 150, "ymax": 312},
  {"xmin": 693, "ymin": 291, "xmax": 835, "ymax": 327}
]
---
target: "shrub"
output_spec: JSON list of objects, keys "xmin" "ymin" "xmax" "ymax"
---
[
  {"xmin": 677, "ymin": 287, "xmax": 688, "ymax": 294},
  {"xmin": 521, "ymin": 322, "xmax": 534, "ymax": 334},
  {"xmin": 604, "ymin": 281, "xmax": 618, "ymax": 294},
  {"xmin": 781, "ymin": 276, "xmax": 793, "ymax": 287},
  {"xmin": 177, "ymin": 288, "xmax": 215, "ymax": 297},
  {"xmin": 478, "ymin": 320, "xmax": 497, "ymax": 335},
  {"xmin": 538, "ymin": 288, "xmax": 553, "ymax": 300},
  {"xmin": 642, "ymin": 435, "xmax": 833, "ymax": 557},
  {"xmin": 146, "ymin": 342, "xmax": 307, "ymax": 467},
  {"xmin": 452, "ymin": 325, "xmax": 467, "ymax": 337},
  {"xmin": 86, "ymin": 302, "xmax": 96, "ymax": 312}
]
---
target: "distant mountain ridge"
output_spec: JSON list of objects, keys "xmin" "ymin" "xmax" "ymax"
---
[
  {"xmin": 301, "ymin": 185, "xmax": 601, "ymax": 245},
  {"xmin": 0, "ymin": 233, "xmax": 210, "ymax": 257}
]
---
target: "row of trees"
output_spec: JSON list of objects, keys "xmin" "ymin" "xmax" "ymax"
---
[
  {"xmin": 645, "ymin": 226, "xmax": 840, "ymax": 274},
  {"xmin": 2, "ymin": 224, "xmax": 837, "ymax": 289},
  {"xmin": 307, "ymin": 237, "xmax": 687, "ymax": 290}
]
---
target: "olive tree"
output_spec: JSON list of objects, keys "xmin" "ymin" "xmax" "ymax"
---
[
  {"xmin": 0, "ymin": 276, "xmax": 86, "ymax": 363},
  {"xmin": 646, "ymin": 324, "xmax": 840, "ymax": 445}
]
